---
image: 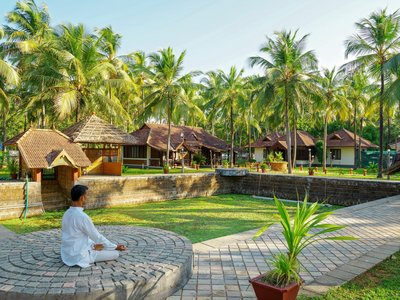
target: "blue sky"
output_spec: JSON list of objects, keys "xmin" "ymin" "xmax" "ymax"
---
[{"xmin": 1, "ymin": 0, "xmax": 400, "ymax": 75}]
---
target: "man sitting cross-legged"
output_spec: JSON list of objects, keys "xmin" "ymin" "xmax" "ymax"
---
[{"xmin": 61, "ymin": 184, "xmax": 127, "ymax": 268}]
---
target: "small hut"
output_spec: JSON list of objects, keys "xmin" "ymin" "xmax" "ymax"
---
[
  {"xmin": 4, "ymin": 128, "xmax": 91, "ymax": 185},
  {"xmin": 63, "ymin": 114, "xmax": 138, "ymax": 176}
]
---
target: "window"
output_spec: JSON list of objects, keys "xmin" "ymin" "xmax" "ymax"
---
[
  {"xmin": 42, "ymin": 168, "xmax": 56, "ymax": 180},
  {"xmin": 123, "ymin": 146, "xmax": 147, "ymax": 158},
  {"xmin": 297, "ymin": 149, "xmax": 309, "ymax": 160},
  {"xmin": 331, "ymin": 149, "xmax": 341, "ymax": 160}
]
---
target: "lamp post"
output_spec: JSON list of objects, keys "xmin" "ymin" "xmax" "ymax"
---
[
  {"xmin": 329, "ymin": 151, "xmax": 332, "ymax": 168},
  {"xmin": 387, "ymin": 148, "xmax": 391, "ymax": 180},
  {"xmin": 308, "ymin": 149, "xmax": 312, "ymax": 168},
  {"xmin": 180, "ymin": 132, "xmax": 185, "ymax": 173}
]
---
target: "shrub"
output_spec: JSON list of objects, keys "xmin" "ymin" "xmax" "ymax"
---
[
  {"xmin": 268, "ymin": 151, "xmax": 284, "ymax": 162},
  {"xmin": 237, "ymin": 158, "xmax": 246, "ymax": 167},
  {"xmin": 193, "ymin": 153, "xmax": 206, "ymax": 165},
  {"xmin": 315, "ymin": 140, "xmax": 324, "ymax": 163},
  {"xmin": 7, "ymin": 158, "xmax": 18, "ymax": 174},
  {"xmin": 122, "ymin": 165, "xmax": 129, "ymax": 173},
  {"xmin": 222, "ymin": 159, "xmax": 229, "ymax": 168},
  {"xmin": 367, "ymin": 162, "xmax": 378, "ymax": 173},
  {"xmin": 260, "ymin": 163, "xmax": 268, "ymax": 170}
]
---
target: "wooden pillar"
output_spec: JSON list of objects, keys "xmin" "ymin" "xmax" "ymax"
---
[
  {"xmin": 32, "ymin": 168, "xmax": 42, "ymax": 182},
  {"xmin": 71, "ymin": 168, "xmax": 79, "ymax": 182}
]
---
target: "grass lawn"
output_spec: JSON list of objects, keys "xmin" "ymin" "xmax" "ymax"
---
[
  {"xmin": 0, "ymin": 194, "xmax": 337, "ymax": 243},
  {"xmin": 299, "ymin": 251, "xmax": 400, "ymax": 300},
  {"xmin": 122, "ymin": 167, "xmax": 214, "ymax": 176},
  {"xmin": 254, "ymin": 166, "xmax": 400, "ymax": 181}
]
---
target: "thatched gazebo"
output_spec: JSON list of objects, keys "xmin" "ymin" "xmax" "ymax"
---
[{"xmin": 63, "ymin": 114, "xmax": 137, "ymax": 176}]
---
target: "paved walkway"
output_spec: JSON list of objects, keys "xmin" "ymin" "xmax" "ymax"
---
[{"xmin": 168, "ymin": 195, "xmax": 400, "ymax": 299}]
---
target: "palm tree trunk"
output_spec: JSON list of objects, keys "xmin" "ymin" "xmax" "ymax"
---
[
  {"xmin": 353, "ymin": 99, "xmax": 357, "ymax": 169},
  {"xmin": 2, "ymin": 112, "xmax": 6, "ymax": 145},
  {"xmin": 323, "ymin": 114, "xmax": 328, "ymax": 171},
  {"xmin": 377, "ymin": 66, "xmax": 384, "ymax": 178},
  {"xmin": 359, "ymin": 117, "xmax": 363, "ymax": 167},
  {"xmin": 166, "ymin": 98, "xmax": 172, "ymax": 167},
  {"xmin": 387, "ymin": 117, "xmax": 391, "ymax": 149},
  {"xmin": 292, "ymin": 117, "xmax": 297, "ymax": 169},
  {"xmin": 75, "ymin": 100, "xmax": 80, "ymax": 123},
  {"xmin": 230, "ymin": 103, "xmax": 234, "ymax": 168},
  {"xmin": 42, "ymin": 101, "xmax": 46, "ymax": 128},
  {"xmin": 285, "ymin": 86, "xmax": 292, "ymax": 174}
]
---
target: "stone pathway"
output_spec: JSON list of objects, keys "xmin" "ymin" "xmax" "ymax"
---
[
  {"xmin": 0, "ymin": 225, "xmax": 16, "ymax": 240},
  {"xmin": 168, "ymin": 195, "xmax": 400, "ymax": 299}
]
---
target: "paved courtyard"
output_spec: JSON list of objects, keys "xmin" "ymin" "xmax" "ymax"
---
[
  {"xmin": 0, "ymin": 226, "xmax": 192, "ymax": 300},
  {"xmin": 168, "ymin": 195, "xmax": 400, "ymax": 299}
]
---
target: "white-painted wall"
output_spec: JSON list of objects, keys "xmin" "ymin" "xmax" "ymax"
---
[
  {"xmin": 328, "ymin": 147, "xmax": 354, "ymax": 166},
  {"xmin": 254, "ymin": 148, "xmax": 264, "ymax": 162}
]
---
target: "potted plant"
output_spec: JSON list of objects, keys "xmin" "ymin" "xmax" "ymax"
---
[
  {"xmin": 7, "ymin": 158, "xmax": 18, "ymax": 180},
  {"xmin": 222, "ymin": 159, "xmax": 229, "ymax": 168},
  {"xmin": 250, "ymin": 196, "xmax": 356, "ymax": 300},
  {"xmin": 308, "ymin": 167, "xmax": 314, "ymax": 176},
  {"xmin": 260, "ymin": 163, "xmax": 268, "ymax": 173},
  {"xmin": 163, "ymin": 164, "xmax": 169, "ymax": 174},
  {"xmin": 268, "ymin": 152, "xmax": 288, "ymax": 172}
]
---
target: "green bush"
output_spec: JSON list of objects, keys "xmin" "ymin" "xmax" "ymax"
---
[
  {"xmin": 367, "ymin": 162, "xmax": 378, "ymax": 173},
  {"xmin": 237, "ymin": 158, "xmax": 246, "ymax": 167},
  {"xmin": 122, "ymin": 165, "xmax": 129, "ymax": 173},
  {"xmin": 222, "ymin": 159, "xmax": 229, "ymax": 168},
  {"xmin": 315, "ymin": 140, "xmax": 324, "ymax": 163},
  {"xmin": 193, "ymin": 153, "xmax": 206, "ymax": 165},
  {"xmin": 7, "ymin": 158, "xmax": 18, "ymax": 174}
]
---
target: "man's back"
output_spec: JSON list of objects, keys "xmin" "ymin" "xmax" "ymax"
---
[{"xmin": 61, "ymin": 207, "xmax": 92, "ymax": 268}]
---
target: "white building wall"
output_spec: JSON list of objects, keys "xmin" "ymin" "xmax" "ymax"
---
[
  {"xmin": 254, "ymin": 148, "xmax": 264, "ymax": 162},
  {"xmin": 328, "ymin": 147, "xmax": 354, "ymax": 166}
]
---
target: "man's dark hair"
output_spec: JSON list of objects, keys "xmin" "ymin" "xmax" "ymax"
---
[{"xmin": 71, "ymin": 185, "xmax": 88, "ymax": 201}]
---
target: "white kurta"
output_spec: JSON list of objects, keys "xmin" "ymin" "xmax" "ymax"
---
[{"xmin": 61, "ymin": 207, "xmax": 116, "ymax": 268}]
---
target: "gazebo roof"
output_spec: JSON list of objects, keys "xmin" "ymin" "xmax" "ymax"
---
[
  {"xmin": 63, "ymin": 114, "xmax": 138, "ymax": 145},
  {"xmin": 4, "ymin": 128, "xmax": 91, "ymax": 169}
]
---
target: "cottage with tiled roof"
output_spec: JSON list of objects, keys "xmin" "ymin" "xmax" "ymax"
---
[
  {"xmin": 4, "ymin": 128, "xmax": 91, "ymax": 183},
  {"xmin": 250, "ymin": 131, "xmax": 316, "ymax": 165},
  {"xmin": 326, "ymin": 128, "xmax": 378, "ymax": 166},
  {"xmin": 124, "ymin": 123, "xmax": 230, "ymax": 167}
]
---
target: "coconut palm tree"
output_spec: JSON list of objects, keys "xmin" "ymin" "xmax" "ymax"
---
[
  {"xmin": 205, "ymin": 66, "xmax": 245, "ymax": 167},
  {"xmin": 344, "ymin": 8, "xmax": 400, "ymax": 177},
  {"xmin": 344, "ymin": 70, "xmax": 376, "ymax": 168},
  {"xmin": 249, "ymin": 30, "xmax": 318, "ymax": 173},
  {"xmin": 316, "ymin": 68, "xmax": 348, "ymax": 171},
  {"xmin": 144, "ymin": 47, "xmax": 198, "ymax": 167},
  {"xmin": 0, "ymin": 28, "xmax": 20, "ymax": 144},
  {"xmin": 52, "ymin": 24, "xmax": 117, "ymax": 121}
]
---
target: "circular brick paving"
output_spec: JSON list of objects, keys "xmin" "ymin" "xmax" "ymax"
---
[{"xmin": 0, "ymin": 226, "xmax": 193, "ymax": 300}]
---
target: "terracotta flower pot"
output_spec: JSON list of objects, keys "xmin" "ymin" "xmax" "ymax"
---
[
  {"xmin": 270, "ymin": 162, "xmax": 288, "ymax": 172},
  {"xmin": 249, "ymin": 274, "xmax": 300, "ymax": 300},
  {"xmin": 308, "ymin": 169, "xmax": 314, "ymax": 176},
  {"xmin": 195, "ymin": 164, "xmax": 199, "ymax": 170},
  {"xmin": 261, "ymin": 169, "xmax": 266, "ymax": 173},
  {"xmin": 163, "ymin": 168, "xmax": 169, "ymax": 174}
]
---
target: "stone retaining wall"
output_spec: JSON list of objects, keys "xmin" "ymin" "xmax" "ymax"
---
[
  {"xmin": 76, "ymin": 173, "xmax": 232, "ymax": 209},
  {"xmin": 1, "ymin": 173, "xmax": 399, "ymax": 220},
  {"xmin": 229, "ymin": 173, "xmax": 400, "ymax": 206},
  {"xmin": 0, "ymin": 181, "xmax": 42, "ymax": 220}
]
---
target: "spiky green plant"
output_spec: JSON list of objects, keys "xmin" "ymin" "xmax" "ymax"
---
[{"xmin": 254, "ymin": 196, "xmax": 356, "ymax": 286}]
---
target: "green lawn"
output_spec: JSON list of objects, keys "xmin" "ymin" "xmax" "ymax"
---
[
  {"xmin": 299, "ymin": 251, "xmax": 400, "ymax": 300},
  {"xmin": 0, "ymin": 194, "xmax": 336, "ymax": 243},
  {"xmin": 122, "ymin": 167, "xmax": 214, "ymax": 176},
  {"xmin": 255, "ymin": 166, "xmax": 400, "ymax": 181}
]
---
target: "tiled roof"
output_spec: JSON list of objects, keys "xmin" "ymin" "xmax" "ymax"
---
[
  {"xmin": 279, "ymin": 131, "xmax": 316, "ymax": 147},
  {"xmin": 4, "ymin": 129, "xmax": 91, "ymax": 169},
  {"xmin": 327, "ymin": 128, "xmax": 378, "ymax": 148},
  {"xmin": 130, "ymin": 123, "xmax": 229, "ymax": 152},
  {"xmin": 63, "ymin": 114, "xmax": 138, "ymax": 145},
  {"xmin": 249, "ymin": 132, "xmax": 281, "ymax": 148}
]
